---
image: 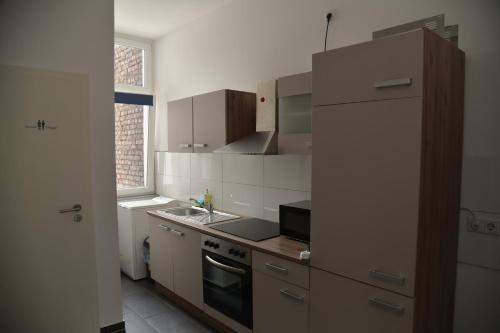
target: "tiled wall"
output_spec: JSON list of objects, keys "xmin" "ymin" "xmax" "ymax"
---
[{"xmin": 155, "ymin": 153, "xmax": 311, "ymax": 222}]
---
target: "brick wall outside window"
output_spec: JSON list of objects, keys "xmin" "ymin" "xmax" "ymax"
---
[{"xmin": 114, "ymin": 44, "xmax": 145, "ymax": 188}]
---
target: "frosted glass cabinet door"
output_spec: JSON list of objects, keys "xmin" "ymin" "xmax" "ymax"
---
[{"xmin": 310, "ymin": 98, "xmax": 422, "ymax": 297}]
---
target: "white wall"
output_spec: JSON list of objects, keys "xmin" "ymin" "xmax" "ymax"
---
[
  {"xmin": 0, "ymin": 0, "xmax": 122, "ymax": 328},
  {"xmin": 153, "ymin": 0, "xmax": 500, "ymax": 331}
]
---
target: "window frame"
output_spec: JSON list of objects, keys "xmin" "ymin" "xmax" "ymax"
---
[
  {"xmin": 114, "ymin": 34, "xmax": 152, "ymax": 94},
  {"xmin": 114, "ymin": 34, "xmax": 155, "ymax": 198}
]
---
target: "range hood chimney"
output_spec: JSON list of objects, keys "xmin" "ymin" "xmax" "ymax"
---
[{"xmin": 214, "ymin": 80, "xmax": 278, "ymax": 155}]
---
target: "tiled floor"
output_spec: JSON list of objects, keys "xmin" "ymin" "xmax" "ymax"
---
[{"xmin": 121, "ymin": 274, "xmax": 215, "ymax": 333}]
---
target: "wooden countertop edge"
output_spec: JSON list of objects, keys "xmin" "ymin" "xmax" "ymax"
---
[{"xmin": 147, "ymin": 210, "xmax": 309, "ymax": 265}]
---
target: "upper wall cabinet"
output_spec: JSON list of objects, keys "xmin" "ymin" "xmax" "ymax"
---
[
  {"xmin": 166, "ymin": 89, "xmax": 256, "ymax": 153},
  {"xmin": 277, "ymin": 72, "xmax": 312, "ymax": 154},
  {"xmin": 312, "ymin": 31, "xmax": 423, "ymax": 106}
]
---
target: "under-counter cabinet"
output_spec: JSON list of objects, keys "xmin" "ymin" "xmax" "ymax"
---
[
  {"xmin": 166, "ymin": 89, "xmax": 256, "ymax": 153},
  {"xmin": 148, "ymin": 216, "xmax": 203, "ymax": 309},
  {"xmin": 311, "ymin": 29, "xmax": 464, "ymax": 333},
  {"xmin": 252, "ymin": 251, "xmax": 310, "ymax": 333}
]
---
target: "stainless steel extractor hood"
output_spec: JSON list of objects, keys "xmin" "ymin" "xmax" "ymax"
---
[
  {"xmin": 213, "ymin": 131, "xmax": 278, "ymax": 155},
  {"xmin": 214, "ymin": 80, "xmax": 278, "ymax": 155}
]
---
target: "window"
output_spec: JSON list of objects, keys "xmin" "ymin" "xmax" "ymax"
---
[{"xmin": 114, "ymin": 35, "xmax": 154, "ymax": 196}]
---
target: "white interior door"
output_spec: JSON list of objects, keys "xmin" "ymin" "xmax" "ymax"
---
[{"xmin": 0, "ymin": 65, "xmax": 100, "ymax": 332}]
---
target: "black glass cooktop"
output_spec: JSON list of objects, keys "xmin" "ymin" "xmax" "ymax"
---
[{"xmin": 210, "ymin": 218, "xmax": 280, "ymax": 242}]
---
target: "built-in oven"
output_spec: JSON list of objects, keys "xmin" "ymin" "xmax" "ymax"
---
[{"xmin": 201, "ymin": 234, "xmax": 253, "ymax": 329}]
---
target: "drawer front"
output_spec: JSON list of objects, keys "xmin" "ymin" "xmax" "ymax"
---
[
  {"xmin": 313, "ymin": 29, "xmax": 423, "ymax": 106},
  {"xmin": 311, "ymin": 98, "xmax": 421, "ymax": 296},
  {"xmin": 311, "ymin": 268, "xmax": 414, "ymax": 333},
  {"xmin": 252, "ymin": 251, "xmax": 309, "ymax": 289},
  {"xmin": 253, "ymin": 271, "xmax": 309, "ymax": 333}
]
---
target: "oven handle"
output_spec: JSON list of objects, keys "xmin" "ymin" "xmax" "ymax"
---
[{"xmin": 205, "ymin": 255, "xmax": 246, "ymax": 275}]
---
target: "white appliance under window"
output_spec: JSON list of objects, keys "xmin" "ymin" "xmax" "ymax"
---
[{"xmin": 118, "ymin": 196, "xmax": 177, "ymax": 280}]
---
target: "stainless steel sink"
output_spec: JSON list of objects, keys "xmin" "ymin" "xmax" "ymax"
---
[
  {"xmin": 157, "ymin": 206, "xmax": 240, "ymax": 225},
  {"xmin": 166, "ymin": 207, "xmax": 206, "ymax": 216}
]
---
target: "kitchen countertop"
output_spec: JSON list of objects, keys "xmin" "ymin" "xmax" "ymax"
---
[{"xmin": 147, "ymin": 209, "xmax": 309, "ymax": 264}]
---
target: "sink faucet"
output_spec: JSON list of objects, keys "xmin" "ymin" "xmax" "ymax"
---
[{"xmin": 189, "ymin": 198, "xmax": 213, "ymax": 214}]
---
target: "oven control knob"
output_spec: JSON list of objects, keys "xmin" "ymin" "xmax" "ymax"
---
[
  {"xmin": 204, "ymin": 240, "xmax": 210, "ymax": 246},
  {"xmin": 228, "ymin": 248, "xmax": 234, "ymax": 254},
  {"xmin": 213, "ymin": 243, "xmax": 220, "ymax": 249},
  {"xmin": 233, "ymin": 250, "xmax": 240, "ymax": 256},
  {"xmin": 239, "ymin": 252, "xmax": 246, "ymax": 258}
]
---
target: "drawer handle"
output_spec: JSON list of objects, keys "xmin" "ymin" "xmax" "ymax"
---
[
  {"xmin": 265, "ymin": 263, "xmax": 288, "ymax": 275},
  {"xmin": 170, "ymin": 229, "xmax": 184, "ymax": 237},
  {"xmin": 373, "ymin": 78, "xmax": 412, "ymax": 89},
  {"xmin": 368, "ymin": 297, "xmax": 405, "ymax": 314},
  {"xmin": 157, "ymin": 224, "xmax": 171, "ymax": 231},
  {"xmin": 179, "ymin": 143, "xmax": 192, "ymax": 148},
  {"xmin": 194, "ymin": 143, "xmax": 207, "ymax": 148},
  {"xmin": 369, "ymin": 269, "xmax": 405, "ymax": 286},
  {"xmin": 280, "ymin": 289, "xmax": 304, "ymax": 302}
]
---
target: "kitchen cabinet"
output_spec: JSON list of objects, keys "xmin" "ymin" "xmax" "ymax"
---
[
  {"xmin": 277, "ymin": 72, "xmax": 312, "ymax": 154},
  {"xmin": 310, "ymin": 268, "xmax": 414, "ymax": 333},
  {"xmin": 166, "ymin": 90, "xmax": 256, "ymax": 153},
  {"xmin": 167, "ymin": 97, "xmax": 193, "ymax": 153},
  {"xmin": 311, "ymin": 29, "xmax": 464, "ymax": 333},
  {"xmin": 252, "ymin": 251, "xmax": 310, "ymax": 333},
  {"xmin": 148, "ymin": 216, "xmax": 203, "ymax": 309},
  {"xmin": 253, "ymin": 270, "xmax": 309, "ymax": 333},
  {"xmin": 256, "ymin": 80, "xmax": 277, "ymax": 132}
]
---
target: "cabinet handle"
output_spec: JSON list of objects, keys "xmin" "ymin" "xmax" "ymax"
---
[
  {"xmin": 280, "ymin": 289, "xmax": 304, "ymax": 302},
  {"xmin": 170, "ymin": 229, "xmax": 184, "ymax": 237},
  {"xmin": 157, "ymin": 224, "xmax": 171, "ymax": 231},
  {"xmin": 373, "ymin": 78, "xmax": 412, "ymax": 89},
  {"xmin": 369, "ymin": 269, "xmax": 405, "ymax": 286},
  {"xmin": 265, "ymin": 263, "xmax": 288, "ymax": 275},
  {"xmin": 194, "ymin": 143, "xmax": 207, "ymax": 148},
  {"xmin": 368, "ymin": 297, "xmax": 405, "ymax": 314},
  {"xmin": 179, "ymin": 143, "xmax": 192, "ymax": 148}
]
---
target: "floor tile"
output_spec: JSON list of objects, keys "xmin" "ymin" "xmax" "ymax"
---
[{"xmin": 124, "ymin": 311, "xmax": 158, "ymax": 333}]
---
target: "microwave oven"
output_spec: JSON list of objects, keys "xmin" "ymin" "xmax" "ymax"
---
[{"xmin": 279, "ymin": 200, "xmax": 311, "ymax": 243}]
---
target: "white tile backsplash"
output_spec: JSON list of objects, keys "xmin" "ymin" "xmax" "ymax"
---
[
  {"xmin": 156, "ymin": 152, "xmax": 190, "ymax": 178},
  {"xmin": 190, "ymin": 178, "xmax": 223, "ymax": 208},
  {"xmin": 222, "ymin": 154, "xmax": 263, "ymax": 186},
  {"xmin": 155, "ymin": 152, "xmax": 312, "ymax": 220},
  {"xmin": 263, "ymin": 187, "xmax": 311, "ymax": 222},
  {"xmin": 155, "ymin": 174, "xmax": 190, "ymax": 201},
  {"xmin": 223, "ymin": 182, "xmax": 263, "ymax": 218},
  {"xmin": 263, "ymin": 155, "xmax": 311, "ymax": 191},
  {"xmin": 190, "ymin": 153, "xmax": 222, "ymax": 180}
]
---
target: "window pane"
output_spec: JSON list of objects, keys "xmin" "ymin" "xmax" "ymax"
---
[
  {"xmin": 115, "ymin": 103, "xmax": 145, "ymax": 189},
  {"xmin": 114, "ymin": 44, "xmax": 144, "ymax": 87}
]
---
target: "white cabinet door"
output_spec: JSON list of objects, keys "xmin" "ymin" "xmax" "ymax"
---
[
  {"xmin": 253, "ymin": 271, "xmax": 309, "ymax": 333},
  {"xmin": 171, "ymin": 224, "xmax": 203, "ymax": 309},
  {"xmin": 311, "ymin": 98, "xmax": 422, "ymax": 296},
  {"xmin": 148, "ymin": 217, "xmax": 174, "ymax": 290}
]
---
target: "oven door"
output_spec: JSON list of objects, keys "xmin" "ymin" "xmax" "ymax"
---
[{"xmin": 202, "ymin": 249, "xmax": 253, "ymax": 329}]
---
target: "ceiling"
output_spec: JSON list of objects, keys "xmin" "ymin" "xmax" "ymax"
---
[{"xmin": 115, "ymin": 0, "xmax": 233, "ymax": 39}]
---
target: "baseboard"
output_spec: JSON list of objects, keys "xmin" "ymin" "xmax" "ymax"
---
[{"xmin": 100, "ymin": 321, "xmax": 125, "ymax": 333}]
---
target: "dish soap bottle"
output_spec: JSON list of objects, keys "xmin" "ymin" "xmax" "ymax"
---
[{"xmin": 204, "ymin": 189, "xmax": 213, "ymax": 214}]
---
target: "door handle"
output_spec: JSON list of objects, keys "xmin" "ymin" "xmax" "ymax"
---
[
  {"xmin": 58, "ymin": 204, "xmax": 82, "ymax": 214},
  {"xmin": 170, "ymin": 229, "xmax": 184, "ymax": 237},
  {"xmin": 157, "ymin": 224, "xmax": 171, "ymax": 231},
  {"xmin": 179, "ymin": 143, "xmax": 192, "ymax": 148},
  {"xmin": 265, "ymin": 263, "xmax": 288, "ymax": 275},
  {"xmin": 280, "ymin": 289, "xmax": 305, "ymax": 302},
  {"xmin": 205, "ymin": 255, "xmax": 246, "ymax": 275},
  {"xmin": 194, "ymin": 143, "xmax": 207, "ymax": 148},
  {"xmin": 368, "ymin": 297, "xmax": 405, "ymax": 314},
  {"xmin": 373, "ymin": 78, "xmax": 412, "ymax": 89},
  {"xmin": 369, "ymin": 269, "xmax": 405, "ymax": 286}
]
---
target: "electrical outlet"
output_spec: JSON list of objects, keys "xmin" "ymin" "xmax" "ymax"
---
[{"xmin": 466, "ymin": 210, "xmax": 500, "ymax": 236}]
